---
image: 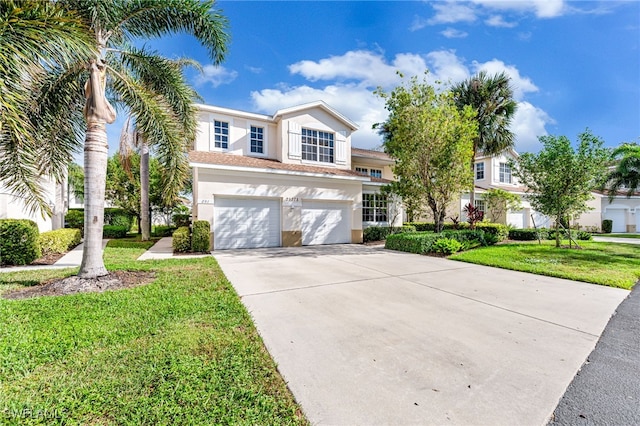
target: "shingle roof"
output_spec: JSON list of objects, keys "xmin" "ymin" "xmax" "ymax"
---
[
  {"xmin": 189, "ymin": 151, "xmax": 368, "ymax": 179},
  {"xmin": 351, "ymin": 147, "xmax": 393, "ymax": 161}
]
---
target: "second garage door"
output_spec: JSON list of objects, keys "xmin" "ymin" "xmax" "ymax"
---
[
  {"xmin": 604, "ymin": 208, "xmax": 627, "ymax": 233},
  {"xmin": 301, "ymin": 201, "xmax": 351, "ymax": 245},
  {"xmin": 214, "ymin": 197, "xmax": 280, "ymax": 249}
]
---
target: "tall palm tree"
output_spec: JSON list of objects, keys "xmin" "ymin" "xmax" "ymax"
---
[
  {"xmin": 605, "ymin": 142, "xmax": 640, "ymax": 200},
  {"xmin": 3, "ymin": 0, "xmax": 228, "ymax": 279},
  {"xmin": 452, "ymin": 71, "xmax": 517, "ymax": 206},
  {"xmin": 0, "ymin": 1, "xmax": 94, "ymax": 214}
]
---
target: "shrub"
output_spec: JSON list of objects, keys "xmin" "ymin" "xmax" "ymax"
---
[
  {"xmin": 39, "ymin": 228, "xmax": 82, "ymax": 255},
  {"xmin": 509, "ymin": 228, "xmax": 546, "ymax": 241},
  {"xmin": 173, "ymin": 213, "xmax": 191, "ymax": 228},
  {"xmin": 102, "ymin": 225, "xmax": 129, "ymax": 239},
  {"xmin": 65, "ymin": 209, "xmax": 84, "ymax": 233},
  {"xmin": 577, "ymin": 231, "xmax": 593, "ymax": 241},
  {"xmin": 363, "ymin": 225, "xmax": 416, "ymax": 242},
  {"xmin": 475, "ymin": 223, "xmax": 509, "ymax": 241},
  {"xmin": 463, "ymin": 203, "xmax": 484, "ymax": 229},
  {"xmin": 431, "ymin": 238, "xmax": 463, "ymax": 255},
  {"xmin": 104, "ymin": 208, "xmax": 133, "ymax": 230},
  {"xmin": 385, "ymin": 232, "xmax": 442, "ymax": 254},
  {"xmin": 152, "ymin": 225, "xmax": 177, "ymax": 237},
  {"xmin": 602, "ymin": 219, "xmax": 613, "ymax": 234},
  {"xmin": 441, "ymin": 229, "xmax": 489, "ymax": 249},
  {"xmin": 191, "ymin": 220, "xmax": 211, "ymax": 252},
  {"xmin": 404, "ymin": 222, "xmax": 470, "ymax": 232},
  {"xmin": 172, "ymin": 226, "xmax": 191, "ymax": 253},
  {"xmin": 0, "ymin": 219, "xmax": 41, "ymax": 265}
]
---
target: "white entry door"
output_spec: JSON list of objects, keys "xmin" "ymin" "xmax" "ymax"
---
[
  {"xmin": 507, "ymin": 210, "xmax": 525, "ymax": 229},
  {"xmin": 604, "ymin": 208, "xmax": 627, "ymax": 233},
  {"xmin": 214, "ymin": 197, "xmax": 280, "ymax": 249},
  {"xmin": 301, "ymin": 201, "xmax": 351, "ymax": 245}
]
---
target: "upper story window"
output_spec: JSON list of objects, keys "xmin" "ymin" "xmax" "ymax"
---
[
  {"xmin": 474, "ymin": 199, "xmax": 486, "ymax": 214},
  {"xmin": 250, "ymin": 125, "xmax": 264, "ymax": 154},
  {"xmin": 363, "ymin": 193, "xmax": 388, "ymax": 223},
  {"xmin": 214, "ymin": 120, "xmax": 229, "ymax": 150},
  {"xmin": 370, "ymin": 169, "xmax": 382, "ymax": 178},
  {"xmin": 499, "ymin": 162, "xmax": 512, "ymax": 184},
  {"xmin": 302, "ymin": 128, "xmax": 334, "ymax": 163},
  {"xmin": 355, "ymin": 167, "xmax": 382, "ymax": 178},
  {"xmin": 475, "ymin": 162, "xmax": 485, "ymax": 180},
  {"xmin": 355, "ymin": 167, "xmax": 368, "ymax": 175}
]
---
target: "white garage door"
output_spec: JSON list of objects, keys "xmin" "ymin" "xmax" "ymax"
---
[
  {"xmin": 507, "ymin": 210, "xmax": 525, "ymax": 229},
  {"xmin": 604, "ymin": 208, "xmax": 627, "ymax": 233},
  {"xmin": 214, "ymin": 197, "xmax": 280, "ymax": 249},
  {"xmin": 301, "ymin": 201, "xmax": 351, "ymax": 245}
]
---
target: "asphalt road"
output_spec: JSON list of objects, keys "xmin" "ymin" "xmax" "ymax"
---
[{"xmin": 549, "ymin": 283, "xmax": 640, "ymax": 425}]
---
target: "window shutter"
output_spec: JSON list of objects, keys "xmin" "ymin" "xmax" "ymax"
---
[
  {"xmin": 335, "ymin": 130, "xmax": 347, "ymax": 164},
  {"xmin": 288, "ymin": 121, "xmax": 302, "ymax": 159}
]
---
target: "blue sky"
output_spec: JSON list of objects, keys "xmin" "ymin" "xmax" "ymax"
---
[{"xmin": 107, "ymin": 0, "xmax": 639, "ymax": 156}]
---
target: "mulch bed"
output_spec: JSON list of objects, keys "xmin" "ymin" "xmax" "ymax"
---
[{"xmin": 30, "ymin": 252, "xmax": 66, "ymax": 265}]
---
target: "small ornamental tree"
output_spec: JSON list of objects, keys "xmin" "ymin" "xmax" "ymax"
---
[
  {"xmin": 482, "ymin": 188, "xmax": 522, "ymax": 223},
  {"xmin": 512, "ymin": 130, "xmax": 610, "ymax": 247},
  {"xmin": 375, "ymin": 74, "xmax": 477, "ymax": 233}
]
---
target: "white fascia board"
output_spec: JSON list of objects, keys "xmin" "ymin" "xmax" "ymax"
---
[
  {"xmin": 189, "ymin": 162, "xmax": 371, "ymax": 182},
  {"xmin": 195, "ymin": 103, "xmax": 273, "ymax": 122}
]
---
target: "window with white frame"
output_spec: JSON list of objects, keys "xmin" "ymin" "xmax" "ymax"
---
[
  {"xmin": 355, "ymin": 167, "xmax": 368, "ymax": 175},
  {"xmin": 499, "ymin": 162, "xmax": 512, "ymax": 184},
  {"xmin": 370, "ymin": 169, "xmax": 383, "ymax": 178},
  {"xmin": 475, "ymin": 162, "xmax": 485, "ymax": 180},
  {"xmin": 474, "ymin": 199, "xmax": 486, "ymax": 214},
  {"xmin": 213, "ymin": 120, "xmax": 229, "ymax": 150},
  {"xmin": 250, "ymin": 125, "xmax": 264, "ymax": 154},
  {"xmin": 363, "ymin": 193, "xmax": 388, "ymax": 222},
  {"xmin": 302, "ymin": 128, "xmax": 334, "ymax": 163}
]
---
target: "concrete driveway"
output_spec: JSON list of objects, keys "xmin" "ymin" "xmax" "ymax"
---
[{"xmin": 214, "ymin": 245, "xmax": 628, "ymax": 426}]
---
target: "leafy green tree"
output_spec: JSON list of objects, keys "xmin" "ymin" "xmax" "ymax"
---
[
  {"xmin": 604, "ymin": 142, "xmax": 640, "ymax": 200},
  {"xmin": 482, "ymin": 188, "xmax": 522, "ymax": 223},
  {"xmin": 375, "ymin": 75, "xmax": 478, "ymax": 233},
  {"xmin": 2, "ymin": 0, "xmax": 228, "ymax": 279},
  {"xmin": 0, "ymin": 1, "xmax": 94, "ymax": 213},
  {"xmin": 67, "ymin": 162, "xmax": 85, "ymax": 201},
  {"xmin": 452, "ymin": 71, "xmax": 518, "ymax": 206},
  {"xmin": 512, "ymin": 130, "xmax": 610, "ymax": 247}
]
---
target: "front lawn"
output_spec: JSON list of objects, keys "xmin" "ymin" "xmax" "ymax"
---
[
  {"xmin": 449, "ymin": 240, "xmax": 640, "ymax": 289},
  {"xmin": 0, "ymin": 240, "xmax": 306, "ymax": 425}
]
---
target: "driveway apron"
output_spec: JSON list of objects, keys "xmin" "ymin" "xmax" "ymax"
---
[{"xmin": 214, "ymin": 245, "xmax": 628, "ymax": 426}]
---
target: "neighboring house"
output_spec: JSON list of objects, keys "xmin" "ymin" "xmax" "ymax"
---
[
  {"xmin": 189, "ymin": 101, "xmax": 402, "ymax": 250},
  {"xmin": 0, "ymin": 176, "xmax": 67, "ymax": 232}
]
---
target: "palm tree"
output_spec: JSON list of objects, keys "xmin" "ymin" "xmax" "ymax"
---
[
  {"xmin": 3, "ymin": 0, "xmax": 228, "ymax": 279},
  {"xmin": 452, "ymin": 71, "xmax": 517, "ymax": 206},
  {"xmin": 605, "ymin": 142, "xmax": 640, "ymax": 200},
  {"xmin": 0, "ymin": 1, "xmax": 94, "ymax": 214}
]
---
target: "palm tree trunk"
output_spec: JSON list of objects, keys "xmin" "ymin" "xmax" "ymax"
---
[{"xmin": 140, "ymin": 135, "xmax": 150, "ymax": 241}]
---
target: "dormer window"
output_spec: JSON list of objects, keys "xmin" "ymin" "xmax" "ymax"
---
[{"xmin": 302, "ymin": 128, "xmax": 334, "ymax": 163}]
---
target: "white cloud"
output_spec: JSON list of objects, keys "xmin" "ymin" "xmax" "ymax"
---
[
  {"xmin": 472, "ymin": 59, "xmax": 538, "ymax": 100},
  {"xmin": 410, "ymin": 15, "xmax": 430, "ymax": 32},
  {"xmin": 252, "ymin": 49, "xmax": 552, "ymax": 150},
  {"xmin": 441, "ymin": 27, "xmax": 469, "ymax": 38},
  {"xmin": 246, "ymin": 66, "xmax": 263, "ymax": 74},
  {"xmin": 485, "ymin": 15, "xmax": 518, "ymax": 28},
  {"xmin": 471, "ymin": 0, "xmax": 565, "ymax": 18},
  {"xmin": 429, "ymin": 1, "xmax": 478, "ymax": 24},
  {"xmin": 511, "ymin": 101, "xmax": 555, "ymax": 153},
  {"xmin": 194, "ymin": 65, "xmax": 238, "ymax": 88}
]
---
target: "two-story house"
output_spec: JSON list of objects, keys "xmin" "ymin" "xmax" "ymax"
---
[{"xmin": 189, "ymin": 101, "xmax": 402, "ymax": 250}]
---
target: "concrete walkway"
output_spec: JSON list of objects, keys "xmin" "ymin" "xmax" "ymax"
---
[
  {"xmin": 593, "ymin": 236, "xmax": 640, "ymax": 245},
  {"xmin": 136, "ymin": 237, "xmax": 210, "ymax": 260},
  {"xmin": 214, "ymin": 245, "xmax": 629, "ymax": 426},
  {"xmin": 0, "ymin": 240, "xmax": 108, "ymax": 273}
]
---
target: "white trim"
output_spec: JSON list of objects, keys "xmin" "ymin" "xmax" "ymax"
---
[
  {"xmin": 189, "ymin": 162, "xmax": 370, "ymax": 181},
  {"xmin": 197, "ymin": 103, "xmax": 271, "ymax": 122},
  {"xmin": 274, "ymin": 100, "xmax": 359, "ymax": 131},
  {"xmin": 247, "ymin": 122, "xmax": 268, "ymax": 157}
]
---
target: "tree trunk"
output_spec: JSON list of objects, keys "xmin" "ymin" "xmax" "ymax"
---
[
  {"xmin": 140, "ymin": 135, "xmax": 150, "ymax": 241},
  {"xmin": 555, "ymin": 214, "xmax": 561, "ymax": 248},
  {"xmin": 469, "ymin": 161, "xmax": 475, "ymax": 208}
]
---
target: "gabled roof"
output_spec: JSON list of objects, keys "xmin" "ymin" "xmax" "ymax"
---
[
  {"xmin": 273, "ymin": 101, "xmax": 359, "ymax": 131},
  {"xmin": 351, "ymin": 148, "xmax": 393, "ymax": 162}
]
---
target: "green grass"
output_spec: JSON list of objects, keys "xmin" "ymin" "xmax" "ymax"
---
[
  {"xmin": 449, "ymin": 240, "xmax": 640, "ymax": 289},
  {"xmin": 598, "ymin": 233, "xmax": 640, "ymax": 239},
  {"xmin": 0, "ymin": 241, "xmax": 306, "ymax": 425}
]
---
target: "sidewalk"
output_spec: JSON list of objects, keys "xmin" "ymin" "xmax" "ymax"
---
[
  {"xmin": 136, "ymin": 237, "xmax": 210, "ymax": 260},
  {"xmin": 593, "ymin": 235, "xmax": 640, "ymax": 245}
]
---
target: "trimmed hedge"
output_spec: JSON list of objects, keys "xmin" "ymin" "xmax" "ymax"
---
[
  {"xmin": 475, "ymin": 223, "xmax": 509, "ymax": 241},
  {"xmin": 152, "ymin": 225, "xmax": 177, "ymax": 237},
  {"xmin": 172, "ymin": 226, "xmax": 191, "ymax": 253},
  {"xmin": 432, "ymin": 238, "xmax": 463, "ymax": 255},
  {"xmin": 65, "ymin": 209, "xmax": 84, "ymax": 233},
  {"xmin": 509, "ymin": 228, "xmax": 546, "ymax": 241},
  {"xmin": 39, "ymin": 228, "xmax": 82, "ymax": 255},
  {"xmin": 385, "ymin": 229, "xmax": 497, "ymax": 255},
  {"xmin": 577, "ymin": 231, "xmax": 593, "ymax": 241},
  {"xmin": 602, "ymin": 219, "xmax": 613, "ymax": 234},
  {"xmin": 191, "ymin": 220, "xmax": 211, "ymax": 252},
  {"xmin": 404, "ymin": 222, "xmax": 470, "ymax": 232},
  {"xmin": 363, "ymin": 225, "xmax": 416, "ymax": 242},
  {"xmin": 0, "ymin": 219, "xmax": 41, "ymax": 266},
  {"xmin": 102, "ymin": 225, "xmax": 129, "ymax": 239},
  {"xmin": 173, "ymin": 213, "xmax": 191, "ymax": 228}
]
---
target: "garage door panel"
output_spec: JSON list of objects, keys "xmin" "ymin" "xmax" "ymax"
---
[
  {"xmin": 604, "ymin": 209, "xmax": 626, "ymax": 233},
  {"xmin": 214, "ymin": 198, "xmax": 280, "ymax": 249},
  {"xmin": 302, "ymin": 201, "xmax": 350, "ymax": 245}
]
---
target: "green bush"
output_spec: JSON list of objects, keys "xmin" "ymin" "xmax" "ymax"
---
[
  {"xmin": 39, "ymin": 228, "xmax": 82, "ymax": 255},
  {"xmin": 104, "ymin": 208, "xmax": 133, "ymax": 230},
  {"xmin": 475, "ymin": 223, "xmax": 509, "ymax": 241},
  {"xmin": 404, "ymin": 222, "xmax": 471, "ymax": 232},
  {"xmin": 152, "ymin": 225, "xmax": 177, "ymax": 237},
  {"xmin": 602, "ymin": 219, "xmax": 613, "ymax": 234},
  {"xmin": 431, "ymin": 238, "xmax": 463, "ymax": 255},
  {"xmin": 577, "ymin": 231, "xmax": 593, "ymax": 241},
  {"xmin": 173, "ymin": 213, "xmax": 191, "ymax": 228},
  {"xmin": 65, "ymin": 209, "xmax": 84, "ymax": 233},
  {"xmin": 509, "ymin": 228, "xmax": 547, "ymax": 241},
  {"xmin": 0, "ymin": 219, "xmax": 41, "ymax": 265},
  {"xmin": 363, "ymin": 225, "xmax": 416, "ymax": 242},
  {"xmin": 385, "ymin": 232, "xmax": 441, "ymax": 254},
  {"xmin": 172, "ymin": 226, "xmax": 191, "ymax": 253},
  {"xmin": 191, "ymin": 220, "xmax": 211, "ymax": 252},
  {"xmin": 102, "ymin": 225, "xmax": 129, "ymax": 239}
]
